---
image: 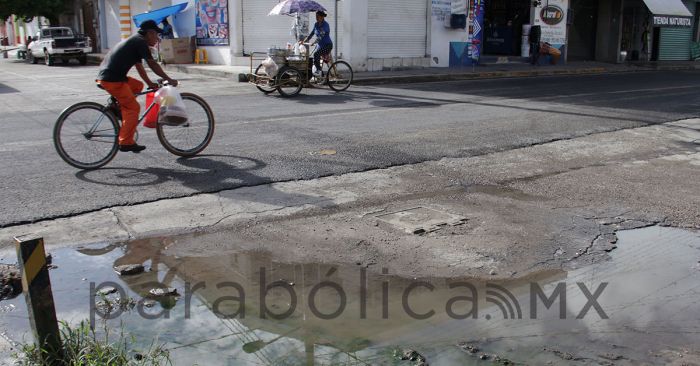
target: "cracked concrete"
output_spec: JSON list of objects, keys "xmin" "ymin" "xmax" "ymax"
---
[
  {"xmin": 109, "ymin": 209, "xmax": 135, "ymax": 241},
  {"xmin": 0, "ymin": 120, "xmax": 698, "ymax": 279}
]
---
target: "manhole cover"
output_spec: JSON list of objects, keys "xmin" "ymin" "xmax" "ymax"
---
[{"xmin": 375, "ymin": 207, "xmax": 467, "ymax": 234}]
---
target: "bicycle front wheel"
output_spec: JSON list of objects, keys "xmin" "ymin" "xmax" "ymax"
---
[
  {"xmin": 327, "ymin": 61, "xmax": 353, "ymax": 92},
  {"xmin": 53, "ymin": 102, "xmax": 119, "ymax": 170},
  {"xmin": 156, "ymin": 93, "xmax": 215, "ymax": 157}
]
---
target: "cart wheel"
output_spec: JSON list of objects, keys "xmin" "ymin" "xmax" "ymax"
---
[
  {"xmin": 276, "ymin": 66, "xmax": 303, "ymax": 97},
  {"xmin": 254, "ymin": 64, "xmax": 276, "ymax": 94}
]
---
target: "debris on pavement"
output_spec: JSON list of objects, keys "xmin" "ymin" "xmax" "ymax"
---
[{"xmin": 113, "ymin": 264, "xmax": 145, "ymax": 276}]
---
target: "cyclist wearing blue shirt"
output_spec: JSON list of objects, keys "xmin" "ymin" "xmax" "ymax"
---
[{"xmin": 301, "ymin": 11, "xmax": 333, "ymax": 77}]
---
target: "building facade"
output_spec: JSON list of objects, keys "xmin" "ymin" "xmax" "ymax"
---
[
  {"xmin": 92, "ymin": 0, "xmax": 700, "ymax": 70},
  {"xmin": 571, "ymin": 0, "xmax": 699, "ymax": 62}
]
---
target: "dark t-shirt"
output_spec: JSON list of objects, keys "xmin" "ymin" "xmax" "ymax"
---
[{"xmin": 97, "ymin": 34, "xmax": 153, "ymax": 82}]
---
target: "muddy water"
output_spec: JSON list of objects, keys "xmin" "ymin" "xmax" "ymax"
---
[{"xmin": 0, "ymin": 226, "xmax": 699, "ymax": 365}]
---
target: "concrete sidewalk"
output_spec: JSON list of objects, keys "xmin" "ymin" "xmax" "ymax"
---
[{"xmin": 84, "ymin": 52, "xmax": 700, "ymax": 85}]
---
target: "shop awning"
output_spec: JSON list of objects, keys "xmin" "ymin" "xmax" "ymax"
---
[
  {"xmin": 132, "ymin": 2, "xmax": 189, "ymax": 27},
  {"xmin": 642, "ymin": 0, "xmax": 693, "ymax": 27}
]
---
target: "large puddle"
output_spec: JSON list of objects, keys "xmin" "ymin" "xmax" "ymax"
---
[{"xmin": 1, "ymin": 226, "xmax": 699, "ymax": 365}]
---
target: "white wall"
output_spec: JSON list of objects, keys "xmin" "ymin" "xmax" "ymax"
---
[
  {"xmin": 341, "ymin": 0, "xmax": 368, "ymax": 71},
  {"xmin": 24, "ymin": 18, "xmax": 45, "ymax": 42},
  {"xmin": 430, "ymin": 19, "xmax": 470, "ymax": 67},
  {"xmin": 430, "ymin": 0, "xmax": 470, "ymax": 67},
  {"xmin": 103, "ymin": 0, "xmax": 121, "ymax": 49}
]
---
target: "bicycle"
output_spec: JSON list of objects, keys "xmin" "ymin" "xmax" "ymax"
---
[
  {"xmin": 249, "ymin": 43, "xmax": 353, "ymax": 97},
  {"xmin": 53, "ymin": 81, "xmax": 215, "ymax": 170}
]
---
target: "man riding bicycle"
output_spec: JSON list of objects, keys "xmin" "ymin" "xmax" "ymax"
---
[
  {"xmin": 300, "ymin": 10, "xmax": 333, "ymax": 79},
  {"xmin": 96, "ymin": 20, "xmax": 178, "ymax": 153}
]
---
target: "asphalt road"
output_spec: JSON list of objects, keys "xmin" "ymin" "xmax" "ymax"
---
[{"xmin": 1, "ymin": 58, "xmax": 699, "ymax": 227}]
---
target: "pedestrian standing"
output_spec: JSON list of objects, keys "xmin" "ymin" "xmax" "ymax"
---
[
  {"xmin": 529, "ymin": 25, "xmax": 541, "ymax": 66},
  {"xmin": 161, "ymin": 18, "xmax": 174, "ymax": 39}
]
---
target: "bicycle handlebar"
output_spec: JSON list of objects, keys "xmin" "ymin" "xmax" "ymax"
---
[{"xmin": 144, "ymin": 79, "xmax": 175, "ymax": 93}]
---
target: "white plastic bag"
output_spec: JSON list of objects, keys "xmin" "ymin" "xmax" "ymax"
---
[
  {"xmin": 261, "ymin": 57, "xmax": 279, "ymax": 77},
  {"xmin": 155, "ymin": 86, "xmax": 188, "ymax": 126}
]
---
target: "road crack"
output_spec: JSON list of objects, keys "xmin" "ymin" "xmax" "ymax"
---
[
  {"xmin": 109, "ymin": 209, "xmax": 134, "ymax": 240},
  {"xmin": 201, "ymin": 196, "xmax": 338, "ymax": 230}
]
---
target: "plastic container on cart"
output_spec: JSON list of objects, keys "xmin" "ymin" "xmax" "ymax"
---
[{"xmin": 268, "ymin": 47, "xmax": 289, "ymax": 65}]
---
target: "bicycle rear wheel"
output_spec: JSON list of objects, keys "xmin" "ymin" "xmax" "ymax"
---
[
  {"xmin": 326, "ymin": 61, "xmax": 353, "ymax": 92},
  {"xmin": 254, "ymin": 64, "xmax": 276, "ymax": 94},
  {"xmin": 276, "ymin": 66, "xmax": 303, "ymax": 97},
  {"xmin": 53, "ymin": 102, "xmax": 119, "ymax": 170},
  {"xmin": 156, "ymin": 93, "xmax": 215, "ymax": 157}
]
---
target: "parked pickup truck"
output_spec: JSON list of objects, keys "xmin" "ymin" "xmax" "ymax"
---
[{"xmin": 27, "ymin": 27, "xmax": 91, "ymax": 66}]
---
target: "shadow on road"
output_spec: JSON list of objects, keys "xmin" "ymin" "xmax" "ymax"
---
[
  {"xmin": 75, "ymin": 155, "xmax": 268, "ymax": 189},
  {"xmin": 270, "ymin": 87, "xmax": 668, "ymax": 124},
  {"xmin": 0, "ymin": 82, "xmax": 19, "ymax": 94},
  {"xmin": 300, "ymin": 89, "xmax": 664, "ymax": 124},
  {"xmin": 73, "ymin": 154, "xmax": 336, "ymax": 211}
]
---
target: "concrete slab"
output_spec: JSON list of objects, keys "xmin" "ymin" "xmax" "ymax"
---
[{"xmin": 376, "ymin": 207, "xmax": 467, "ymax": 234}]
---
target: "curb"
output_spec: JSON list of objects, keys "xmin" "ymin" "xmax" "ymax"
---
[
  {"xmin": 164, "ymin": 63, "xmax": 243, "ymax": 79},
  {"xmin": 352, "ymin": 64, "xmax": 700, "ymax": 85},
  {"xmin": 352, "ymin": 67, "xmax": 610, "ymax": 85}
]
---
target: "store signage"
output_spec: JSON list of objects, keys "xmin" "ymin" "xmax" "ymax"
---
[
  {"xmin": 652, "ymin": 15, "xmax": 692, "ymax": 27},
  {"xmin": 195, "ymin": 0, "xmax": 230, "ymax": 46},
  {"xmin": 533, "ymin": 0, "xmax": 568, "ymax": 48},
  {"xmin": 540, "ymin": 5, "xmax": 564, "ymax": 26}
]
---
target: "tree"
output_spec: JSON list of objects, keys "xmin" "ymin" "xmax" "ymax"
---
[{"xmin": 0, "ymin": 0, "xmax": 69, "ymax": 25}]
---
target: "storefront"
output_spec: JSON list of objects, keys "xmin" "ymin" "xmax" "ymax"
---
[
  {"xmin": 620, "ymin": 0, "xmax": 695, "ymax": 61},
  {"xmin": 483, "ymin": 0, "xmax": 530, "ymax": 57},
  {"xmin": 568, "ymin": 0, "xmax": 599, "ymax": 61}
]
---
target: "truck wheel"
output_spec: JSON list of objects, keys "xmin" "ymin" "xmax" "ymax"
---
[
  {"xmin": 79, "ymin": 55, "xmax": 87, "ymax": 65},
  {"xmin": 45, "ymin": 52, "xmax": 54, "ymax": 66}
]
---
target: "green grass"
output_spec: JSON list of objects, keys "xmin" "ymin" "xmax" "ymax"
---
[{"xmin": 14, "ymin": 320, "xmax": 171, "ymax": 366}]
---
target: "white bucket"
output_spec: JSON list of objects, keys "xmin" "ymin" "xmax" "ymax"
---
[
  {"xmin": 522, "ymin": 41, "xmax": 530, "ymax": 58},
  {"xmin": 522, "ymin": 25, "xmax": 532, "ymax": 58}
]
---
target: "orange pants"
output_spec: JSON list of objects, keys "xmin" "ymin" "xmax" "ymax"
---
[{"xmin": 97, "ymin": 77, "xmax": 144, "ymax": 146}]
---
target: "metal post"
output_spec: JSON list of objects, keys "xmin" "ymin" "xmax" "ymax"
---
[
  {"xmin": 334, "ymin": 0, "xmax": 338, "ymax": 60},
  {"xmin": 15, "ymin": 235, "xmax": 62, "ymax": 361}
]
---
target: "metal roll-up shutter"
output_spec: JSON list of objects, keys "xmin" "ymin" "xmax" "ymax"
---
[
  {"xmin": 658, "ymin": 0, "xmax": 695, "ymax": 61},
  {"xmin": 659, "ymin": 28, "xmax": 693, "ymax": 60},
  {"xmin": 242, "ymin": 0, "xmax": 296, "ymax": 54},
  {"xmin": 315, "ymin": 0, "xmax": 343, "ymax": 56},
  {"xmin": 367, "ymin": 0, "xmax": 427, "ymax": 58}
]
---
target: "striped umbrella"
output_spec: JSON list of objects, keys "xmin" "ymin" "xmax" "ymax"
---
[{"xmin": 268, "ymin": 0, "xmax": 327, "ymax": 16}]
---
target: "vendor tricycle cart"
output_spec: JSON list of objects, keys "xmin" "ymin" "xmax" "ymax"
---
[{"xmin": 247, "ymin": 44, "xmax": 353, "ymax": 97}]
